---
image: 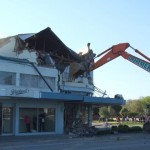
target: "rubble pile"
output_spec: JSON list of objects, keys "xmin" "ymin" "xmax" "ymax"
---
[{"xmin": 70, "ymin": 118, "xmax": 97, "ymax": 137}]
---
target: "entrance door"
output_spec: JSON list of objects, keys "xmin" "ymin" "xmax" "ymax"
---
[
  {"xmin": 64, "ymin": 103, "xmax": 78, "ymax": 133},
  {"xmin": 64, "ymin": 103, "xmax": 90, "ymax": 133}
]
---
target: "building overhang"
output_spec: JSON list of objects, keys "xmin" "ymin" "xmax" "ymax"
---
[
  {"xmin": 41, "ymin": 92, "xmax": 125, "ymax": 105},
  {"xmin": 0, "ymin": 92, "xmax": 125, "ymax": 105},
  {"xmin": 83, "ymin": 96, "xmax": 125, "ymax": 105},
  {"xmin": 41, "ymin": 92, "xmax": 83, "ymax": 102}
]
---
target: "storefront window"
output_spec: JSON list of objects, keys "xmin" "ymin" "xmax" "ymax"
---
[
  {"xmin": 38, "ymin": 108, "xmax": 55, "ymax": 132},
  {"xmin": 20, "ymin": 74, "xmax": 39, "ymax": 88},
  {"xmin": 20, "ymin": 74, "xmax": 55, "ymax": 90},
  {"xmin": 19, "ymin": 108, "xmax": 55, "ymax": 133},
  {"xmin": 39, "ymin": 76, "xmax": 55, "ymax": 90},
  {"xmin": 19, "ymin": 108, "xmax": 38, "ymax": 133},
  {"xmin": 2, "ymin": 107, "xmax": 13, "ymax": 133},
  {"xmin": 0, "ymin": 71, "xmax": 16, "ymax": 85}
]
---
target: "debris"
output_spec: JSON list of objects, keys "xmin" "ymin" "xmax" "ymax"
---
[{"xmin": 70, "ymin": 118, "xmax": 97, "ymax": 137}]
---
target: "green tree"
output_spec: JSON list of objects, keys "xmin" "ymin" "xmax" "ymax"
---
[
  {"xmin": 93, "ymin": 107, "xmax": 99, "ymax": 115},
  {"xmin": 120, "ymin": 107, "xmax": 128, "ymax": 116},
  {"xmin": 108, "ymin": 106, "xmax": 117, "ymax": 118},
  {"xmin": 140, "ymin": 96, "xmax": 150, "ymax": 107},
  {"xmin": 111, "ymin": 105, "xmax": 122, "ymax": 115},
  {"xmin": 140, "ymin": 96, "xmax": 150, "ymax": 115},
  {"xmin": 126, "ymin": 100, "xmax": 143, "ymax": 115},
  {"xmin": 99, "ymin": 106, "xmax": 110, "ymax": 118}
]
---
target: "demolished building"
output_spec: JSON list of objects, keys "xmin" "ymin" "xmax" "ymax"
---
[{"xmin": 0, "ymin": 27, "xmax": 124, "ymax": 136}]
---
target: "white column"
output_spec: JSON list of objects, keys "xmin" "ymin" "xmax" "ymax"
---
[
  {"xmin": 56, "ymin": 102, "xmax": 64, "ymax": 134},
  {"xmin": 14, "ymin": 104, "xmax": 19, "ymax": 135},
  {"xmin": 16, "ymin": 73, "xmax": 20, "ymax": 87},
  {"xmin": 88, "ymin": 105, "xmax": 92, "ymax": 127}
]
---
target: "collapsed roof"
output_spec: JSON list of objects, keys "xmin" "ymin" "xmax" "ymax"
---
[
  {"xmin": 19, "ymin": 27, "xmax": 80, "ymax": 62},
  {"xmin": 19, "ymin": 27, "xmax": 81, "ymax": 72},
  {"xmin": 0, "ymin": 27, "xmax": 81, "ymax": 72}
]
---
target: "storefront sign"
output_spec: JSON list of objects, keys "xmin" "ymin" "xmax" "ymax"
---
[
  {"xmin": 6, "ymin": 88, "xmax": 39, "ymax": 98},
  {"xmin": 10, "ymin": 89, "xmax": 29, "ymax": 96}
]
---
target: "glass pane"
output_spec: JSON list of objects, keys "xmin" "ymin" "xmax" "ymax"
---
[
  {"xmin": 19, "ymin": 108, "xmax": 55, "ymax": 133},
  {"xmin": 2, "ymin": 107, "xmax": 13, "ymax": 133},
  {"xmin": 19, "ymin": 108, "xmax": 37, "ymax": 133},
  {"xmin": 38, "ymin": 108, "xmax": 55, "ymax": 132},
  {"xmin": 38, "ymin": 108, "xmax": 45, "ymax": 132},
  {"xmin": 0, "ymin": 71, "xmax": 16, "ymax": 85},
  {"xmin": 20, "ymin": 74, "xmax": 55, "ymax": 90},
  {"xmin": 45, "ymin": 108, "xmax": 55, "ymax": 132},
  {"xmin": 39, "ymin": 76, "xmax": 55, "ymax": 90},
  {"xmin": 20, "ymin": 74, "xmax": 38, "ymax": 88}
]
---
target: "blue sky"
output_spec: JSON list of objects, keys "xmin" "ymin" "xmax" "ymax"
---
[{"xmin": 0, "ymin": 0, "xmax": 150, "ymax": 100}]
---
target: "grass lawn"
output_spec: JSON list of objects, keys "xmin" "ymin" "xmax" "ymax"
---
[
  {"xmin": 110, "ymin": 121, "xmax": 143, "ymax": 127},
  {"xmin": 93, "ymin": 120, "xmax": 143, "ymax": 127}
]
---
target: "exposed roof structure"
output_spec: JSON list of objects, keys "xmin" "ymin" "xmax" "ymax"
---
[
  {"xmin": 21, "ymin": 27, "xmax": 80, "ymax": 63},
  {"xmin": 0, "ymin": 27, "xmax": 81, "ymax": 72}
]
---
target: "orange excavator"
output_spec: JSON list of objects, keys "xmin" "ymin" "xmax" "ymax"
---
[{"xmin": 89, "ymin": 43, "xmax": 150, "ymax": 73}]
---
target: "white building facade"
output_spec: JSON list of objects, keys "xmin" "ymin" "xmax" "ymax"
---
[
  {"xmin": 0, "ymin": 28, "xmax": 124, "ymax": 136},
  {"xmin": 0, "ymin": 56, "xmax": 63, "ymax": 135}
]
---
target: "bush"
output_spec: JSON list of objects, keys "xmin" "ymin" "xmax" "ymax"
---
[
  {"xmin": 143, "ymin": 122, "xmax": 150, "ymax": 132},
  {"xmin": 96, "ymin": 129, "xmax": 111, "ymax": 135},
  {"xmin": 118, "ymin": 125, "xmax": 129, "ymax": 133},
  {"xmin": 111, "ymin": 126, "xmax": 118, "ymax": 131},
  {"xmin": 111, "ymin": 126, "xmax": 118, "ymax": 134},
  {"xmin": 97, "ymin": 125, "xmax": 143, "ymax": 136},
  {"xmin": 128, "ymin": 126, "xmax": 143, "ymax": 132}
]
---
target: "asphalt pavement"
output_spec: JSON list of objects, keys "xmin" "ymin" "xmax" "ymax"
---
[{"xmin": 0, "ymin": 132, "xmax": 150, "ymax": 150}]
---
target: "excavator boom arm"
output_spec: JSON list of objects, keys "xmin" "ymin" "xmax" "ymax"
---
[
  {"xmin": 89, "ymin": 43, "xmax": 150, "ymax": 73},
  {"xmin": 121, "ymin": 52, "xmax": 150, "ymax": 73}
]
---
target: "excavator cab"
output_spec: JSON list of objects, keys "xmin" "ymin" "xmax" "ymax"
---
[{"xmin": 114, "ymin": 94, "xmax": 124, "ymax": 99}]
